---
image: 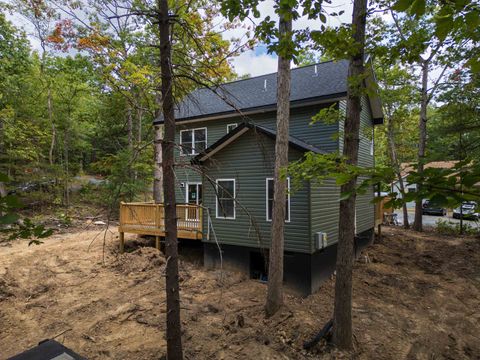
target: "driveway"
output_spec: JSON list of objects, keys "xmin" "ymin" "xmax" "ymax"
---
[{"xmin": 394, "ymin": 210, "xmax": 479, "ymax": 228}]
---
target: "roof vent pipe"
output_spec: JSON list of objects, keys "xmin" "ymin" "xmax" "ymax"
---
[
  {"xmin": 263, "ymin": 79, "xmax": 267, "ymax": 91},
  {"xmin": 314, "ymin": 64, "xmax": 318, "ymax": 76}
]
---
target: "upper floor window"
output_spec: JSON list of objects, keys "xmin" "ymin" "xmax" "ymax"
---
[
  {"xmin": 180, "ymin": 128, "xmax": 207, "ymax": 155},
  {"xmin": 227, "ymin": 123, "xmax": 238, "ymax": 133},
  {"xmin": 216, "ymin": 179, "xmax": 235, "ymax": 219},
  {"xmin": 266, "ymin": 177, "xmax": 290, "ymax": 222}
]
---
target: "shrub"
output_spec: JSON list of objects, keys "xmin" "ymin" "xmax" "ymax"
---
[{"xmin": 436, "ymin": 219, "xmax": 479, "ymax": 236}]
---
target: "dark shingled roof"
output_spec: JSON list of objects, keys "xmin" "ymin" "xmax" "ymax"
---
[
  {"xmin": 157, "ymin": 60, "xmax": 349, "ymax": 123},
  {"xmin": 192, "ymin": 122, "xmax": 326, "ymax": 164}
]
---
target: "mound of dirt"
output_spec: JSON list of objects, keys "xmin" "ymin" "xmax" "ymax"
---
[{"xmin": 112, "ymin": 247, "xmax": 165, "ymax": 274}]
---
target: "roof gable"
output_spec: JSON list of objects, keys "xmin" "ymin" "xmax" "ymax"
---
[{"xmin": 192, "ymin": 122, "xmax": 326, "ymax": 163}]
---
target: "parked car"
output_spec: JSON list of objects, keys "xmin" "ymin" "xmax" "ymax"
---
[
  {"xmin": 422, "ymin": 200, "xmax": 447, "ymax": 216},
  {"xmin": 453, "ymin": 201, "xmax": 479, "ymax": 220},
  {"xmin": 7, "ymin": 180, "xmax": 55, "ymax": 195}
]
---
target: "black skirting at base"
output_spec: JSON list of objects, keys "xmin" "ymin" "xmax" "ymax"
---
[{"xmin": 203, "ymin": 228, "xmax": 374, "ymax": 296}]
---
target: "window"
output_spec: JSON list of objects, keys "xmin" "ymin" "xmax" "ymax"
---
[
  {"xmin": 266, "ymin": 177, "xmax": 290, "ymax": 222},
  {"xmin": 186, "ymin": 183, "xmax": 202, "ymax": 221},
  {"xmin": 227, "ymin": 123, "xmax": 238, "ymax": 133},
  {"xmin": 180, "ymin": 128, "xmax": 207, "ymax": 155},
  {"xmin": 216, "ymin": 179, "xmax": 235, "ymax": 219},
  {"xmin": 186, "ymin": 183, "xmax": 202, "ymax": 205}
]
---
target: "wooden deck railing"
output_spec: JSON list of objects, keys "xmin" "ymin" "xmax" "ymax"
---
[
  {"xmin": 375, "ymin": 196, "xmax": 393, "ymax": 227},
  {"xmin": 118, "ymin": 202, "xmax": 203, "ymax": 252}
]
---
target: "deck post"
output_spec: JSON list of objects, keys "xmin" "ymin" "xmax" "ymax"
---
[
  {"xmin": 119, "ymin": 232, "xmax": 125, "ymax": 253},
  {"xmin": 199, "ymin": 206, "xmax": 203, "ymax": 237},
  {"xmin": 155, "ymin": 236, "xmax": 160, "ymax": 250}
]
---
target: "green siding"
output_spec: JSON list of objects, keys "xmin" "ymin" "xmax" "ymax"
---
[
  {"xmin": 358, "ymin": 95, "xmax": 374, "ymax": 167},
  {"xmin": 173, "ymin": 103, "xmax": 340, "ymax": 202},
  {"xmin": 310, "ymin": 179, "xmax": 340, "ymax": 247},
  {"xmin": 356, "ymin": 96, "xmax": 375, "ymax": 232},
  {"xmin": 338, "ymin": 96, "xmax": 373, "ymax": 166},
  {"xmin": 356, "ymin": 176, "xmax": 374, "ymax": 233},
  {"xmin": 338, "ymin": 100, "xmax": 346, "ymax": 153},
  {"xmin": 173, "ymin": 97, "xmax": 375, "ymax": 252},
  {"xmin": 201, "ymin": 129, "xmax": 311, "ymax": 253},
  {"xmin": 309, "ymin": 177, "xmax": 374, "ymax": 247},
  {"xmin": 312, "ymin": 97, "xmax": 374, "ymax": 246}
]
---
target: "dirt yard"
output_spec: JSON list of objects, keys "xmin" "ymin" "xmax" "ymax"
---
[{"xmin": 1, "ymin": 226, "xmax": 479, "ymax": 359}]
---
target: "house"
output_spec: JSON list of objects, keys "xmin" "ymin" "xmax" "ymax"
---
[
  {"xmin": 151, "ymin": 60, "xmax": 384, "ymax": 295},
  {"xmin": 391, "ymin": 161, "xmax": 459, "ymax": 208}
]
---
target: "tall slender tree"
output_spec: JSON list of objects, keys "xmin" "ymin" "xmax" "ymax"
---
[
  {"xmin": 332, "ymin": 0, "xmax": 368, "ymax": 349},
  {"xmin": 157, "ymin": 0, "xmax": 183, "ymax": 357},
  {"xmin": 265, "ymin": 6, "xmax": 293, "ymax": 317},
  {"xmin": 221, "ymin": 0, "xmax": 332, "ymax": 317}
]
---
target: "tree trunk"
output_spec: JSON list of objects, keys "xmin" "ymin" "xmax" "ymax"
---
[
  {"xmin": 158, "ymin": 0, "xmax": 183, "ymax": 359},
  {"xmin": 399, "ymin": 176, "xmax": 410, "ymax": 229},
  {"xmin": 154, "ymin": 125, "xmax": 164, "ymax": 204},
  {"xmin": 265, "ymin": 13, "xmax": 292, "ymax": 318},
  {"xmin": 127, "ymin": 103, "xmax": 133, "ymax": 150},
  {"xmin": 0, "ymin": 109, "xmax": 4, "ymax": 193},
  {"xmin": 48, "ymin": 89, "xmax": 55, "ymax": 166},
  {"xmin": 0, "ymin": 112, "xmax": 4, "ymax": 157},
  {"xmin": 134, "ymin": 107, "xmax": 143, "ymax": 181},
  {"xmin": 332, "ymin": 0, "xmax": 367, "ymax": 350},
  {"xmin": 63, "ymin": 127, "xmax": 70, "ymax": 208},
  {"xmin": 413, "ymin": 61, "xmax": 428, "ymax": 232},
  {"xmin": 386, "ymin": 112, "xmax": 409, "ymax": 229}
]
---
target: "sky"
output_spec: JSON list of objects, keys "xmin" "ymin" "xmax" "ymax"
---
[
  {"xmin": 7, "ymin": 0, "xmax": 354, "ymax": 78},
  {"xmin": 225, "ymin": 0, "xmax": 354, "ymax": 77}
]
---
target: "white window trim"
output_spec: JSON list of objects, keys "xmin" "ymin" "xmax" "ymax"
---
[
  {"xmin": 179, "ymin": 127, "xmax": 208, "ymax": 156},
  {"xmin": 216, "ymin": 178, "xmax": 236, "ymax": 220},
  {"xmin": 185, "ymin": 182, "xmax": 202, "ymax": 205},
  {"xmin": 266, "ymin": 177, "xmax": 291, "ymax": 223},
  {"xmin": 227, "ymin": 123, "xmax": 238, "ymax": 133}
]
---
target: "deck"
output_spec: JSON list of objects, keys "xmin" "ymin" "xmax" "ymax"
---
[{"xmin": 118, "ymin": 202, "xmax": 203, "ymax": 253}]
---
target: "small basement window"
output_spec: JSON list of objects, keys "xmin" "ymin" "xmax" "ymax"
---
[
  {"xmin": 216, "ymin": 179, "xmax": 235, "ymax": 219},
  {"xmin": 266, "ymin": 177, "xmax": 290, "ymax": 222}
]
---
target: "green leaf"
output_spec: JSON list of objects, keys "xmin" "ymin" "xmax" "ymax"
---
[
  {"xmin": 467, "ymin": 57, "xmax": 480, "ymax": 73},
  {"xmin": 0, "ymin": 173, "xmax": 9, "ymax": 182},
  {"xmin": 335, "ymin": 173, "xmax": 352, "ymax": 185},
  {"xmin": 339, "ymin": 190, "xmax": 354, "ymax": 201},
  {"xmin": 435, "ymin": 16, "xmax": 453, "ymax": 41},
  {"xmin": 4, "ymin": 195, "xmax": 22, "ymax": 208},
  {"xmin": 0, "ymin": 213, "xmax": 19, "ymax": 224},
  {"xmin": 393, "ymin": 0, "xmax": 413, "ymax": 12},
  {"xmin": 410, "ymin": 0, "xmax": 426, "ymax": 17},
  {"xmin": 38, "ymin": 228, "xmax": 54, "ymax": 238},
  {"xmin": 465, "ymin": 11, "xmax": 480, "ymax": 28}
]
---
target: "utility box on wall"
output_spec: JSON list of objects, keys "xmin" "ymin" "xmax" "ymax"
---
[{"xmin": 315, "ymin": 232, "xmax": 328, "ymax": 250}]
